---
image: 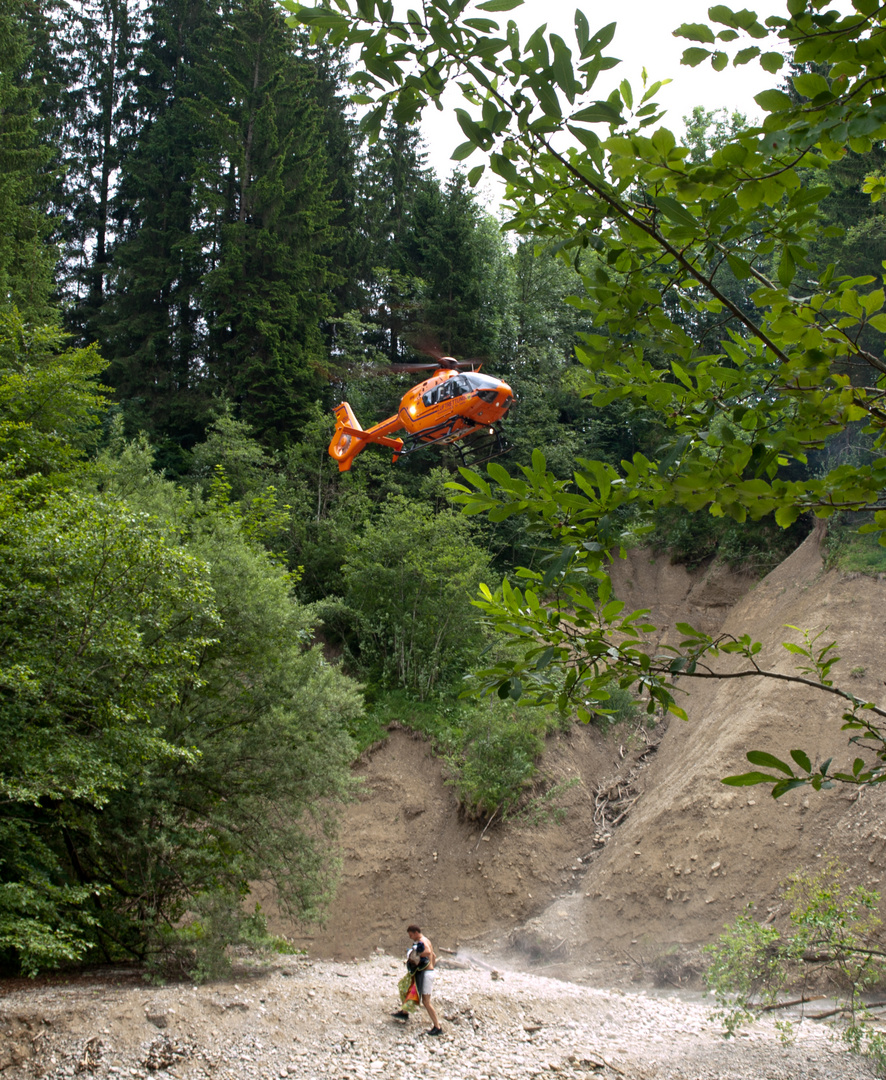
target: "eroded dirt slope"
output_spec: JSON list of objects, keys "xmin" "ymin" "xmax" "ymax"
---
[
  {"xmin": 257, "ymin": 722, "xmax": 622, "ymax": 959},
  {"xmin": 258, "ymin": 550, "xmax": 762, "ymax": 966},
  {"xmin": 531, "ymin": 532, "xmax": 886, "ymax": 970},
  {"xmin": 266, "ymin": 536, "xmax": 885, "ymax": 978}
]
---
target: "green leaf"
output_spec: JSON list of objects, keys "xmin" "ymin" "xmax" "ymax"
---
[
  {"xmin": 454, "ymin": 107, "xmax": 484, "ymax": 144},
  {"xmin": 746, "ymin": 750, "xmax": 795, "ymax": 776},
  {"xmin": 571, "ymin": 101, "xmax": 622, "ymax": 124},
  {"xmin": 734, "ymin": 46, "xmax": 760, "ymax": 65},
  {"xmin": 674, "ymin": 22, "xmax": 716, "ymax": 43},
  {"xmin": 793, "ymin": 72, "xmax": 831, "ymax": 99},
  {"xmin": 619, "ymin": 79, "xmax": 633, "ymax": 110},
  {"xmin": 574, "ymin": 8, "xmax": 590, "ymax": 54},
  {"xmin": 476, "ymin": 0, "xmax": 523, "ymax": 9},
  {"xmin": 681, "ymin": 47, "xmax": 711, "ymax": 67},
  {"xmin": 759, "ymin": 51, "xmax": 784, "ymax": 73},
  {"xmin": 654, "ymin": 195, "xmax": 698, "ymax": 228},
  {"xmin": 722, "ymin": 771, "xmax": 784, "ymax": 786},
  {"xmin": 727, "ymin": 253, "xmax": 753, "ymax": 279},
  {"xmin": 551, "ymin": 34, "xmax": 576, "ymax": 102},
  {"xmin": 775, "ymin": 504, "xmax": 801, "ymax": 528},
  {"xmin": 754, "ymin": 88, "xmax": 793, "ymax": 112},
  {"xmin": 790, "ymin": 749, "xmax": 812, "ymax": 773},
  {"xmin": 778, "ymin": 246, "xmax": 796, "ymax": 287}
]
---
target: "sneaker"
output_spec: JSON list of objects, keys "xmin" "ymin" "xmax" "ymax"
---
[
  {"xmin": 427, "ymin": 1027, "xmax": 443, "ymax": 1036},
  {"xmin": 392, "ymin": 1010, "xmax": 410, "ymax": 1020}
]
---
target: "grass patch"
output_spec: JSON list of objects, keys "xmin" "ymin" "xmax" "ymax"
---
[
  {"xmin": 346, "ymin": 706, "xmax": 390, "ymax": 755},
  {"xmin": 825, "ymin": 529, "xmax": 886, "ymax": 574},
  {"xmin": 362, "ymin": 690, "xmax": 568, "ymax": 823}
]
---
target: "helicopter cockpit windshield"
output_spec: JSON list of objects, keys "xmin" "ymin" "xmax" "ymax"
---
[{"xmin": 459, "ymin": 372, "xmax": 501, "ymax": 391}]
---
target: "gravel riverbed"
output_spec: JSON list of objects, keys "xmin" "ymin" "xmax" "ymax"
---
[{"xmin": 1, "ymin": 954, "xmax": 878, "ymax": 1080}]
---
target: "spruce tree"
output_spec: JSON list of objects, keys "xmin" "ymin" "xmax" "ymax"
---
[
  {"xmin": 406, "ymin": 172, "xmax": 508, "ymax": 360},
  {"xmin": 52, "ymin": 0, "xmax": 143, "ymax": 332},
  {"xmin": 0, "ymin": 0, "xmax": 56, "ymax": 321},
  {"xmin": 356, "ymin": 119, "xmax": 430, "ymax": 361},
  {"xmin": 200, "ymin": 0, "xmax": 342, "ymax": 446},
  {"xmin": 97, "ymin": 0, "xmax": 223, "ymax": 462}
]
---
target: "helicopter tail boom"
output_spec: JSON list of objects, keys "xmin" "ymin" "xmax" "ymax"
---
[{"xmin": 328, "ymin": 402, "xmax": 404, "ymax": 472}]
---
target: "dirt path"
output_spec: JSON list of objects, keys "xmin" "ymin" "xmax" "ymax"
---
[{"xmin": 1, "ymin": 954, "xmax": 876, "ymax": 1079}]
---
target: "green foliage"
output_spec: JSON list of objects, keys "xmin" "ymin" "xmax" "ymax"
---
[
  {"xmin": 652, "ymin": 504, "xmax": 809, "ymax": 574},
  {"xmin": 341, "ymin": 494, "xmax": 490, "ymax": 699},
  {"xmin": 283, "ymin": 0, "xmax": 886, "ymax": 792},
  {"xmin": 0, "ymin": 308, "xmax": 109, "ymax": 482},
  {"xmin": 824, "ymin": 517, "xmax": 886, "ymax": 575},
  {"xmin": 590, "ymin": 681, "xmax": 643, "ymax": 731},
  {"xmin": 0, "ymin": 331, "xmax": 362, "ymax": 976},
  {"xmin": 92, "ymin": 438, "xmax": 362, "ymax": 956},
  {"xmin": 368, "ymin": 689, "xmax": 567, "ymax": 823},
  {"xmin": 82, "ymin": 0, "xmax": 349, "ymax": 454},
  {"xmin": 704, "ymin": 907, "xmax": 789, "ymax": 1035},
  {"xmin": 442, "ymin": 702, "xmax": 548, "ymax": 821},
  {"xmin": 0, "ymin": 0, "xmax": 55, "ymax": 321},
  {"xmin": 705, "ymin": 860, "xmax": 886, "ymax": 1067},
  {"xmin": 199, "ymin": 0, "xmax": 342, "ymax": 445},
  {"xmin": 0, "ymin": 484, "xmax": 221, "ymax": 974}
]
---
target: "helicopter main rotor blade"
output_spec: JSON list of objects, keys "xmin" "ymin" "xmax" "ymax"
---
[{"xmin": 388, "ymin": 357, "xmax": 480, "ymax": 374}]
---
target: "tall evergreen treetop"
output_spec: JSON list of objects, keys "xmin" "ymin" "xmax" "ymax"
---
[{"xmin": 0, "ymin": 0, "xmax": 56, "ymax": 321}]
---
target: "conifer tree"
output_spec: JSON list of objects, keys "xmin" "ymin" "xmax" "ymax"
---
[
  {"xmin": 97, "ymin": 0, "xmax": 221, "ymax": 461},
  {"xmin": 200, "ymin": 0, "xmax": 342, "ymax": 446},
  {"xmin": 52, "ymin": 0, "xmax": 143, "ymax": 331},
  {"xmin": 0, "ymin": 0, "xmax": 56, "ymax": 321},
  {"xmin": 94, "ymin": 0, "xmax": 349, "ymax": 456},
  {"xmin": 407, "ymin": 172, "xmax": 508, "ymax": 359},
  {"xmin": 356, "ymin": 119, "xmax": 430, "ymax": 361}
]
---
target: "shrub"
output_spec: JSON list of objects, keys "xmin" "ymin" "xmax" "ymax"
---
[{"xmin": 705, "ymin": 860, "xmax": 886, "ymax": 1067}]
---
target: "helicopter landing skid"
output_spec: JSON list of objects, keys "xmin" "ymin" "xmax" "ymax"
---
[
  {"xmin": 395, "ymin": 420, "xmax": 510, "ymax": 468},
  {"xmin": 451, "ymin": 428, "xmax": 511, "ymax": 469}
]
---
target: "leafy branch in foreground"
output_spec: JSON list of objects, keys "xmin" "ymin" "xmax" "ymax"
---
[
  {"xmin": 448, "ymin": 450, "xmax": 886, "ymax": 795},
  {"xmin": 705, "ymin": 860, "xmax": 886, "ymax": 1068},
  {"xmin": 283, "ymin": 0, "xmax": 886, "ymax": 797}
]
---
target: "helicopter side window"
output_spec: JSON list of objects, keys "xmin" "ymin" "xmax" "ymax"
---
[
  {"xmin": 441, "ymin": 376, "xmax": 469, "ymax": 401},
  {"xmin": 422, "ymin": 385, "xmax": 442, "ymax": 407}
]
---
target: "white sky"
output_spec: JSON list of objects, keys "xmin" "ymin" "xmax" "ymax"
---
[{"xmin": 418, "ymin": 0, "xmax": 780, "ymax": 186}]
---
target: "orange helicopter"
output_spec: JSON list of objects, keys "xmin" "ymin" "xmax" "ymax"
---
[{"xmin": 328, "ymin": 358, "xmax": 515, "ymax": 472}]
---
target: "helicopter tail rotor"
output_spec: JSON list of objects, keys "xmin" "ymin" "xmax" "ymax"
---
[{"xmin": 328, "ymin": 402, "xmax": 366, "ymax": 472}]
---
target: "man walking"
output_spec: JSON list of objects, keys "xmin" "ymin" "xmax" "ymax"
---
[{"xmin": 394, "ymin": 924, "xmax": 442, "ymax": 1035}]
